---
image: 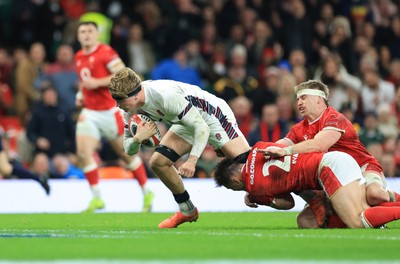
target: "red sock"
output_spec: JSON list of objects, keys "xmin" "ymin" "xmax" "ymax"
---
[
  {"xmin": 85, "ymin": 168, "xmax": 99, "ymax": 186},
  {"xmin": 363, "ymin": 206, "xmax": 400, "ymax": 228},
  {"xmin": 378, "ymin": 201, "xmax": 400, "ymax": 207},
  {"xmin": 132, "ymin": 162, "xmax": 148, "ymax": 186}
]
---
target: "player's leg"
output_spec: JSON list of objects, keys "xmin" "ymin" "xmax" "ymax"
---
[
  {"xmin": 321, "ymin": 152, "xmax": 400, "ymax": 228},
  {"xmin": 329, "ymin": 180, "xmax": 367, "ymax": 228},
  {"xmin": 332, "ymin": 182, "xmax": 400, "ymax": 228},
  {"xmin": 76, "ymin": 109, "xmax": 104, "ymax": 212},
  {"xmin": 150, "ymin": 130, "xmax": 198, "ymax": 228},
  {"xmin": 363, "ymin": 170, "xmax": 400, "ymax": 205},
  {"xmin": 219, "ymin": 136, "xmax": 251, "ymax": 162},
  {"xmin": 319, "ymin": 152, "xmax": 368, "ymax": 228},
  {"xmin": 109, "ymin": 135, "xmax": 154, "ymax": 212}
]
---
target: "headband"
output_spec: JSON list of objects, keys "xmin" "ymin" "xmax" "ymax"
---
[
  {"xmin": 296, "ymin": 89, "xmax": 327, "ymax": 100},
  {"xmin": 112, "ymin": 85, "xmax": 141, "ymax": 101}
]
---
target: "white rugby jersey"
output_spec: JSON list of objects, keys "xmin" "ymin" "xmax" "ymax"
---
[{"xmin": 125, "ymin": 80, "xmax": 238, "ymax": 136}]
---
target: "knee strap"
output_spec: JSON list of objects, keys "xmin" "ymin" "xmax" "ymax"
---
[
  {"xmin": 155, "ymin": 144, "xmax": 181, "ymax": 162},
  {"xmin": 234, "ymin": 150, "xmax": 250, "ymax": 163}
]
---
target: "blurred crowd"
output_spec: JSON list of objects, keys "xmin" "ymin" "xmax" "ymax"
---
[{"xmin": 1, "ymin": 0, "xmax": 400, "ymax": 179}]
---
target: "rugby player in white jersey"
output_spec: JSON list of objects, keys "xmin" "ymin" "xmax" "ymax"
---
[{"xmin": 108, "ymin": 67, "xmax": 251, "ymax": 228}]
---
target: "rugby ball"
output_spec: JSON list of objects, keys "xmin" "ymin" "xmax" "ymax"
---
[{"xmin": 129, "ymin": 114, "xmax": 161, "ymax": 148}]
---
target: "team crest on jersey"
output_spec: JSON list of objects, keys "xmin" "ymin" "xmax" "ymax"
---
[
  {"xmin": 215, "ymin": 133, "xmax": 222, "ymax": 141},
  {"xmin": 156, "ymin": 110, "xmax": 165, "ymax": 116}
]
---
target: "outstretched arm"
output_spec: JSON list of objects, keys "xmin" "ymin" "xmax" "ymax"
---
[
  {"xmin": 178, "ymin": 107, "xmax": 210, "ymax": 178},
  {"xmin": 246, "ymin": 193, "xmax": 295, "ymax": 210},
  {"xmin": 258, "ymin": 130, "xmax": 342, "ymax": 158}
]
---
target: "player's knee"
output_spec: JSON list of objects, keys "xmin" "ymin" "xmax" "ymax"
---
[
  {"xmin": 297, "ymin": 207, "xmax": 319, "ymax": 229},
  {"xmin": 151, "ymin": 145, "xmax": 180, "ymax": 171},
  {"xmin": 366, "ymin": 185, "xmax": 389, "ymax": 205},
  {"xmin": 149, "ymin": 152, "xmax": 176, "ymax": 172}
]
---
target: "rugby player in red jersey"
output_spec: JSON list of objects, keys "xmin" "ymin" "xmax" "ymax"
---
[
  {"xmin": 215, "ymin": 141, "xmax": 400, "ymax": 228},
  {"xmin": 74, "ymin": 22, "xmax": 153, "ymax": 212},
  {"xmin": 259, "ymin": 80, "xmax": 400, "ymax": 227}
]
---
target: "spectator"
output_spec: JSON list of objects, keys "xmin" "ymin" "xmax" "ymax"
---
[
  {"xmin": 31, "ymin": 152, "xmax": 53, "ymax": 179},
  {"xmin": 248, "ymin": 103, "xmax": 288, "ymax": 146},
  {"xmin": 0, "ymin": 48, "xmax": 13, "ymax": 86},
  {"xmin": 0, "ymin": 81, "xmax": 13, "ymax": 116},
  {"xmin": 327, "ymin": 16, "xmax": 355, "ymax": 74},
  {"xmin": 26, "ymin": 85, "xmax": 75, "ymax": 158},
  {"xmin": 340, "ymin": 103, "xmax": 362, "ymax": 134},
  {"xmin": 386, "ymin": 59, "xmax": 400, "ymax": 87},
  {"xmin": 249, "ymin": 66, "xmax": 279, "ymax": 116},
  {"xmin": 151, "ymin": 46, "xmax": 202, "ymax": 88},
  {"xmin": 247, "ymin": 19, "xmax": 273, "ymax": 67},
  {"xmin": 228, "ymin": 95, "xmax": 256, "ymax": 139},
  {"xmin": 14, "ymin": 42, "xmax": 47, "ymax": 125},
  {"xmin": 380, "ymin": 153, "xmax": 397, "ymax": 178},
  {"xmin": 280, "ymin": 0, "xmax": 312, "ymax": 59},
  {"xmin": 185, "ymin": 39, "xmax": 210, "ymax": 84},
  {"xmin": 121, "ymin": 23, "xmax": 156, "ymax": 79},
  {"xmin": 361, "ymin": 68, "xmax": 395, "ymax": 115},
  {"xmin": 51, "ymin": 153, "xmax": 85, "ymax": 179},
  {"xmin": 376, "ymin": 103, "xmax": 398, "ymax": 139},
  {"xmin": 213, "ymin": 44, "xmax": 258, "ymax": 102},
  {"xmin": 314, "ymin": 53, "xmax": 362, "ymax": 112},
  {"xmin": 366, "ymin": 142, "xmax": 384, "ymax": 163},
  {"xmin": 378, "ymin": 45, "xmax": 392, "ymax": 78},
  {"xmin": 35, "ymin": 44, "xmax": 78, "ymax": 114},
  {"xmin": 358, "ymin": 112, "xmax": 386, "ymax": 148}
]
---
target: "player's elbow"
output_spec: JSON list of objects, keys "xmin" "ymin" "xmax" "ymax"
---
[{"xmin": 314, "ymin": 142, "xmax": 330, "ymax": 153}]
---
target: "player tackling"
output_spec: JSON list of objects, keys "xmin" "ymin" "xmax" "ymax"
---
[
  {"xmin": 214, "ymin": 141, "xmax": 400, "ymax": 228},
  {"xmin": 108, "ymin": 67, "xmax": 251, "ymax": 228},
  {"xmin": 260, "ymin": 80, "xmax": 400, "ymax": 227}
]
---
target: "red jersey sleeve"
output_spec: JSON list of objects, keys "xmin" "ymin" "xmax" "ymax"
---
[{"xmin": 321, "ymin": 112, "xmax": 346, "ymax": 133}]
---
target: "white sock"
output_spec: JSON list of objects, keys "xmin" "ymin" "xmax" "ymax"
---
[
  {"xmin": 141, "ymin": 183, "xmax": 151, "ymax": 194},
  {"xmin": 178, "ymin": 199, "xmax": 195, "ymax": 215},
  {"xmin": 91, "ymin": 185, "xmax": 101, "ymax": 199}
]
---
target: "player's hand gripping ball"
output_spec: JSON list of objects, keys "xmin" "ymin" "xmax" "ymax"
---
[{"xmin": 129, "ymin": 114, "xmax": 161, "ymax": 148}]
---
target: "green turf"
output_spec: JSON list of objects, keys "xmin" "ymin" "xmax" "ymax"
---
[{"xmin": 0, "ymin": 212, "xmax": 399, "ymax": 262}]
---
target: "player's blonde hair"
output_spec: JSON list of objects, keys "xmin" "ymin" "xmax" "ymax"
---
[
  {"xmin": 294, "ymin": 80, "xmax": 329, "ymax": 106},
  {"xmin": 109, "ymin": 67, "xmax": 142, "ymax": 99}
]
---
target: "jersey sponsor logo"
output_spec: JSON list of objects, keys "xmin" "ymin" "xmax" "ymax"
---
[
  {"xmin": 249, "ymin": 148, "xmax": 257, "ymax": 185},
  {"xmin": 325, "ymin": 121, "xmax": 338, "ymax": 126}
]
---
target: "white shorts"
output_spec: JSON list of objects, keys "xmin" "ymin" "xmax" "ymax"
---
[
  {"xmin": 318, "ymin": 151, "xmax": 365, "ymax": 198},
  {"xmin": 76, "ymin": 107, "xmax": 124, "ymax": 140},
  {"xmin": 169, "ymin": 102, "xmax": 244, "ymax": 150}
]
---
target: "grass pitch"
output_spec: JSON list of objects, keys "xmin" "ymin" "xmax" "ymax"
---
[{"xmin": 0, "ymin": 212, "xmax": 399, "ymax": 263}]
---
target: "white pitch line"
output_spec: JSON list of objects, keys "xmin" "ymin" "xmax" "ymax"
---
[
  {"xmin": 0, "ymin": 260, "xmax": 399, "ymax": 264},
  {"xmin": 0, "ymin": 229, "xmax": 399, "ymax": 241}
]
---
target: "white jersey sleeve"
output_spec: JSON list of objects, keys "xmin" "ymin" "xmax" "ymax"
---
[{"xmin": 122, "ymin": 111, "xmax": 141, "ymax": 155}]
